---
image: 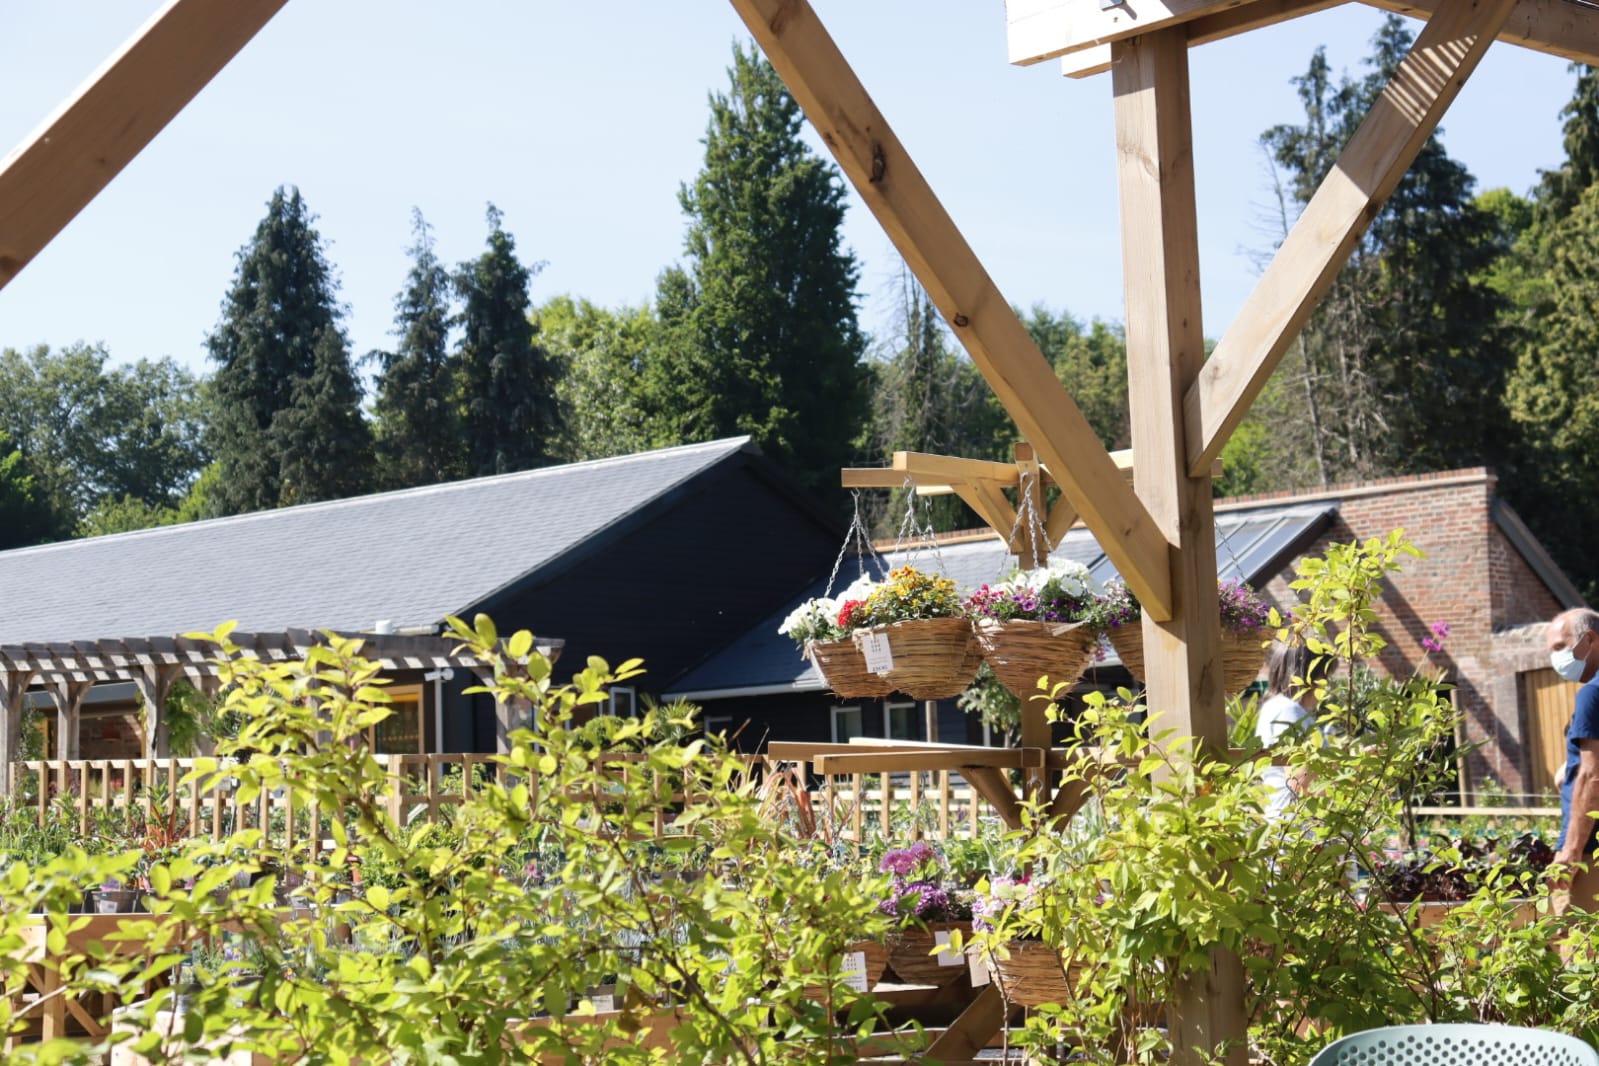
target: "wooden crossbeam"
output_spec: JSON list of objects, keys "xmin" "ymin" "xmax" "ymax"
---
[
  {"xmin": 1366, "ymin": 0, "xmax": 1599, "ymax": 68},
  {"xmin": 731, "ymin": 0, "xmax": 1174, "ymax": 620},
  {"xmin": 0, "ymin": 0, "xmax": 289, "ymax": 291},
  {"xmin": 1006, "ymin": 0, "xmax": 1243, "ymax": 66},
  {"xmin": 1182, "ymin": 0, "xmax": 1517, "ymax": 477},
  {"xmin": 1061, "ymin": 0, "xmax": 1349, "ymax": 78}
]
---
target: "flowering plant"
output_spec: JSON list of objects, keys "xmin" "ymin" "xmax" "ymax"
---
[
  {"xmin": 776, "ymin": 573, "xmax": 879, "ymax": 647},
  {"xmin": 850, "ymin": 566, "xmax": 962, "ymax": 628},
  {"xmin": 1079, "ymin": 578, "xmax": 1277, "ymax": 637},
  {"xmin": 876, "ymin": 841, "xmax": 973, "ymax": 925},
  {"xmin": 964, "ymin": 558, "xmax": 1098, "ymax": 625}
]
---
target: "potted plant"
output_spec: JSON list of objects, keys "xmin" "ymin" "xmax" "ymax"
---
[
  {"xmin": 1083, "ymin": 577, "xmax": 1275, "ymax": 692},
  {"xmin": 778, "ymin": 574, "xmax": 895, "ymax": 699},
  {"xmin": 966, "ymin": 559, "xmax": 1098, "ymax": 701},
  {"xmin": 844, "ymin": 566, "xmax": 980, "ymax": 700},
  {"xmin": 877, "ymin": 841, "xmax": 975, "ymax": 986}
]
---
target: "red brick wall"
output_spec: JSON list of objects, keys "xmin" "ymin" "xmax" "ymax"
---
[{"xmin": 1245, "ymin": 470, "xmax": 1567, "ymax": 798}]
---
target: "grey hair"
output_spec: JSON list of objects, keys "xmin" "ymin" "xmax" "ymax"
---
[{"xmin": 1556, "ymin": 607, "xmax": 1599, "ymax": 642}]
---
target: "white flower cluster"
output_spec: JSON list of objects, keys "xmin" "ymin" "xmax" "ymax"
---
[
  {"xmin": 996, "ymin": 557, "xmax": 1098, "ymax": 599},
  {"xmin": 776, "ymin": 573, "xmax": 880, "ymax": 643}
]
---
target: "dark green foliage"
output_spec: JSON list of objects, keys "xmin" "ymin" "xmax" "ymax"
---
[
  {"xmin": 0, "ymin": 431, "xmax": 64, "ymax": 549},
  {"xmin": 1536, "ymin": 65, "xmax": 1599, "ymax": 220},
  {"xmin": 1021, "ymin": 305, "xmax": 1129, "ymax": 452},
  {"xmin": 0, "ymin": 343, "xmax": 205, "ymax": 531},
  {"xmin": 370, "ymin": 209, "xmax": 463, "ymax": 488},
  {"xmin": 206, "ymin": 186, "xmax": 372, "ymax": 514},
  {"xmin": 538, "ymin": 295, "xmax": 663, "ymax": 462},
  {"xmin": 651, "ymin": 42, "xmax": 869, "ymax": 498},
  {"xmin": 454, "ymin": 204, "xmax": 561, "ymax": 476},
  {"xmin": 1254, "ymin": 17, "xmax": 1517, "ymax": 485}
]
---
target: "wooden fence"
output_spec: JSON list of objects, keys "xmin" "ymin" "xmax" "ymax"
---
[{"xmin": 8, "ymin": 756, "xmax": 1008, "ymax": 845}]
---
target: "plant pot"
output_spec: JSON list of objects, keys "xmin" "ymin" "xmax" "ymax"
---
[
  {"xmin": 987, "ymin": 940, "xmax": 1084, "ymax": 1008},
  {"xmin": 973, "ymin": 619, "xmax": 1096, "ymax": 701},
  {"xmin": 1104, "ymin": 625, "xmax": 1144, "ymax": 683},
  {"xmin": 852, "ymin": 618, "xmax": 981, "ymax": 701},
  {"xmin": 94, "ymin": 887, "xmax": 144, "ymax": 914},
  {"xmin": 889, "ymin": 921, "xmax": 972, "ymax": 986},
  {"xmin": 804, "ymin": 638, "xmax": 896, "ymax": 699}
]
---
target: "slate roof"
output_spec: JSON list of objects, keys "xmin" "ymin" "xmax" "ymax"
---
[
  {"xmin": 0, "ymin": 437, "xmax": 755, "ymax": 645},
  {"xmin": 664, "ymin": 500, "xmax": 1337, "ymax": 699}
]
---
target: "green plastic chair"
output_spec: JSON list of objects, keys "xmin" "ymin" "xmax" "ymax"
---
[{"xmin": 1308, "ymin": 1024, "xmax": 1599, "ymax": 1066}]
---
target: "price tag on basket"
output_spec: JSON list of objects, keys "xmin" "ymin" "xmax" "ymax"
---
[
  {"xmin": 859, "ymin": 632, "xmax": 894, "ymax": 674},
  {"xmin": 841, "ymin": 950, "xmax": 870, "ymax": 992},
  {"xmin": 968, "ymin": 951, "xmax": 991, "ymax": 987},
  {"xmin": 590, "ymin": 993, "xmax": 615, "ymax": 1013},
  {"xmin": 934, "ymin": 930, "xmax": 963, "ymax": 967}
]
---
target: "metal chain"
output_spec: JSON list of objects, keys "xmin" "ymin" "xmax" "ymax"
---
[{"xmin": 823, "ymin": 491, "xmax": 884, "ymax": 597}]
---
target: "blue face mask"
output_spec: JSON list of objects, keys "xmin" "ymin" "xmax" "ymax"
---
[{"xmin": 1553, "ymin": 643, "xmax": 1589, "ymax": 683}]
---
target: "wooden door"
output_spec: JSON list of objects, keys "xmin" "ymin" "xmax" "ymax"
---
[{"xmin": 1523, "ymin": 668, "xmax": 1581, "ymax": 797}]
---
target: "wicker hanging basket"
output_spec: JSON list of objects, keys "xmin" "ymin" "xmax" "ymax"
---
[
  {"xmin": 888, "ymin": 921, "xmax": 972, "ymax": 986},
  {"xmin": 988, "ymin": 941, "xmax": 1085, "ymax": 1008},
  {"xmin": 853, "ymin": 618, "xmax": 981, "ymax": 701},
  {"xmin": 973, "ymin": 619, "xmax": 1096, "ymax": 701},
  {"xmin": 804, "ymin": 638, "xmax": 897, "ymax": 699},
  {"xmin": 1104, "ymin": 625, "xmax": 1272, "ymax": 694},
  {"xmin": 801, "ymin": 940, "xmax": 889, "ymax": 999}
]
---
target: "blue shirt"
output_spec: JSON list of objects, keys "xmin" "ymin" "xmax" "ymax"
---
[{"xmin": 1560, "ymin": 680, "xmax": 1599, "ymax": 855}]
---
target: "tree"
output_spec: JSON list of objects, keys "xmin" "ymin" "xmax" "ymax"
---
[
  {"xmin": 1536, "ymin": 65, "xmax": 1599, "ymax": 220},
  {"xmin": 0, "ymin": 343, "xmax": 206, "ymax": 527},
  {"xmin": 651, "ymin": 42, "xmax": 869, "ymax": 498},
  {"xmin": 1020, "ymin": 306, "xmax": 1130, "ymax": 452},
  {"xmin": 369, "ymin": 209, "xmax": 463, "ymax": 488},
  {"xmin": 454, "ymin": 204, "xmax": 561, "ymax": 476},
  {"xmin": 0, "ymin": 431, "xmax": 64, "ymax": 549},
  {"xmin": 538, "ymin": 295, "xmax": 663, "ymax": 463},
  {"xmin": 1256, "ymin": 17, "xmax": 1515, "ymax": 484},
  {"xmin": 206, "ymin": 186, "xmax": 371, "ymax": 514}
]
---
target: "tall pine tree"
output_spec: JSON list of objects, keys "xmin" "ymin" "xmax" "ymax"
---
[
  {"xmin": 371, "ymin": 209, "xmax": 462, "ymax": 488},
  {"xmin": 206, "ymin": 186, "xmax": 371, "ymax": 513},
  {"xmin": 454, "ymin": 205, "xmax": 561, "ymax": 477},
  {"xmin": 651, "ymin": 42, "xmax": 869, "ymax": 498}
]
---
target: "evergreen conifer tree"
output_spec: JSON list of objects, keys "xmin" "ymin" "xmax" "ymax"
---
[
  {"xmin": 651, "ymin": 42, "xmax": 868, "ymax": 498},
  {"xmin": 206, "ymin": 187, "xmax": 371, "ymax": 513},
  {"xmin": 454, "ymin": 205, "xmax": 560, "ymax": 476},
  {"xmin": 371, "ymin": 209, "xmax": 462, "ymax": 487}
]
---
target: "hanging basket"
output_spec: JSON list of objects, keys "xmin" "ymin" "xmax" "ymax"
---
[
  {"xmin": 973, "ymin": 619, "xmax": 1097, "ymax": 701},
  {"xmin": 988, "ymin": 941, "xmax": 1085, "ymax": 1008},
  {"xmin": 853, "ymin": 618, "xmax": 981, "ymax": 701},
  {"xmin": 1220, "ymin": 628, "xmax": 1272, "ymax": 693},
  {"xmin": 1104, "ymin": 625, "xmax": 1272, "ymax": 694},
  {"xmin": 805, "ymin": 638, "xmax": 896, "ymax": 699},
  {"xmin": 888, "ymin": 922, "xmax": 972, "ymax": 986}
]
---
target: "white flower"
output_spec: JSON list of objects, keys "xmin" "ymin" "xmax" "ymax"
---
[
  {"xmin": 836, "ymin": 573, "xmax": 879, "ymax": 602},
  {"xmin": 777, "ymin": 597, "xmax": 835, "ymax": 637}
]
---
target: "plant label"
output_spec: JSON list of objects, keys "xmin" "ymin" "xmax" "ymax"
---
[
  {"xmin": 934, "ymin": 930, "xmax": 963, "ymax": 967},
  {"xmin": 590, "ymin": 994, "xmax": 615, "ymax": 1014},
  {"xmin": 841, "ymin": 950, "xmax": 870, "ymax": 992},
  {"xmin": 967, "ymin": 952, "xmax": 990, "ymax": 987},
  {"xmin": 860, "ymin": 632, "xmax": 894, "ymax": 674}
]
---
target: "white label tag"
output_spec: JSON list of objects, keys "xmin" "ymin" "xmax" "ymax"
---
[
  {"xmin": 859, "ymin": 632, "xmax": 894, "ymax": 674},
  {"xmin": 934, "ymin": 930, "xmax": 963, "ymax": 967},
  {"xmin": 590, "ymin": 994, "xmax": 615, "ymax": 1013},
  {"xmin": 841, "ymin": 950, "xmax": 870, "ymax": 992},
  {"xmin": 968, "ymin": 951, "xmax": 990, "ymax": 987}
]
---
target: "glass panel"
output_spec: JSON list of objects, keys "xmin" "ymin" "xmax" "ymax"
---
[
  {"xmin": 886, "ymin": 702, "xmax": 918, "ymax": 741},
  {"xmin": 374, "ymin": 693, "xmax": 423, "ymax": 755},
  {"xmin": 832, "ymin": 706, "xmax": 862, "ymax": 742}
]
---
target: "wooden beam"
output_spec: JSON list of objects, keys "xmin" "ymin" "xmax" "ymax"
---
[
  {"xmin": 962, "ymin": 766, "xmax": 1027, "ymax": 830},
  {"xmin": 950, "ymin": 483, "xmax": 1019, "ymax": 550},
  {"xmin": 0, "ymin": 668, "xmax": 36, "ymax": 798},
  {"xmin": 1183, "ymin": 0, "xmax": 1517, "ymax": 477},
  {"xmin": 130, "ymin": 664, "xmax": 181, "ymax": 759},
  {"xmin": 732, "ymin": 0, "xmax": 1175, "ymax": 619},
  {"xmin": 1364, "ymin": 0, "xmax": 1599, "ymax": 69},
  {"xmin": 0, "ymin": 0, "xmax": 289, "ymax": 291},
  {"xmin": 1007, "ymin": 0, "xmax": 1246, "ymax": 66},
  {"xmin": 1114, "ymin": 27, "xmax": 1244, "ymax": 1066},
  {"xmin": 926, "ymin": 986, "xmax": 1012, "ymax": 1061},
  {"xmin": 46, "ymin": 678, "xmax": 93, "ymax": 761},
  {"xmin": 1061, "ymin": 0, "xmax": 1349, "ymax": 77}
]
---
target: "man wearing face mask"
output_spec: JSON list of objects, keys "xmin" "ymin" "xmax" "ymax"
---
[{"xmin": 1548, "ymin": 606, "xmax": 1599, "ymax": 911}]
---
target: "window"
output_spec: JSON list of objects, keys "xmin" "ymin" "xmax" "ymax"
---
[
  {"xmin": 371, "ymin": 685, "xmax": 425, "ymax": 755},
  {"xmin": 831, "ymin": 705, "xmax": 863, "ymax": 743},
  {"xmin": 610, "ymin": 686, "xmax": 638, "ymax": 718},
  {"xmin": 885, "ymin": 700, "xmax": 919, "ymax": 741}
]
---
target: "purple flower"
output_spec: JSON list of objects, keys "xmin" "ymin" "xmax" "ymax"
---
[
  {"xmin": 1431, "ymin": 621, "xmax": 1450, "ymax": 639},
  {"xmin": 879, "ymin": 840, "xmax": 935, "ymax": 877}
]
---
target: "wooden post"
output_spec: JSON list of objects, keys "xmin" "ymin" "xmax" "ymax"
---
[
  {"xmin": 46, "ymin": 678, "xmax": 93, "ymax": 761},
  {"xmin": 131, "ymin": 664, "xmax": 180, "ymax": 759},
  {"xmin": 0, "ymin": 668, "xmax": 35, "ymax": 797},
  {"xmin": 1113, "ymin": 26, "xmax": 1242, "ymax": 1066}
]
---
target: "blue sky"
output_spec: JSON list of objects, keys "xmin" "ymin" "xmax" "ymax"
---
[{"xmin": 0, "ymin": 2, "xmax": 1579, "ymax": 379}]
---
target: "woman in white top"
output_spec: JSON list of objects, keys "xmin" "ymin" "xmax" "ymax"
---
[{"xmin": 1256, "ymin": 641, "xmax": 1325, "ymax": 818}]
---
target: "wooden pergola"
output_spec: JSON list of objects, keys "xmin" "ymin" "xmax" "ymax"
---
[{"xmin": 3, "ymin": 0, "xmax": 1592, "ymax": 1061}]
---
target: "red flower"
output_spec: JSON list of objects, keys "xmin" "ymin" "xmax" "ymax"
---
[{"xmin": 837, "ymin": 599, "xmax": 865, "ymax": 629}]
